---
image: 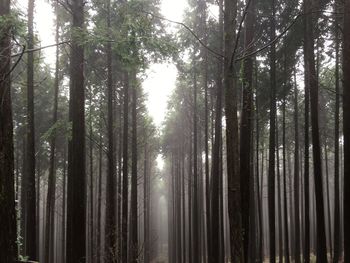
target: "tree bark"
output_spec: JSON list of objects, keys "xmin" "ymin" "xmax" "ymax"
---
[
  {"xmin": 304, "ymin": 0, "xmax": 328, "ymax": 261},
  {"xmin": 344, "ymin": 0, "xmax": 350, "ymax": 253},
  {"xmin": 25, "ymin": 0, "xmax": 37, "ymax": 258},
  {"xmin": 121, "ymin": 72, "xmax": 129, "ymax": 263},
  {"xmin": 105, "ymin": 0, "xmax": 117, "ymax": 259},
  {"xmin": 210, "ymin": 0, "xmax": 223, "ymax": 260},
  {"xmin": 294, "ymin": 72, "xmax": 301, "ymax": 263},
  {"xmin": 45, "ymin": 4, "xmax": 60, "ymax": 261},
  {"xmin": 268, "ymin": 1, "xmax": 276, "ymax": 262},
  {"xmin": 333, "ymin": 0, "xmax": 341, "ymax": 260},
  {"xmin": 66, "ymin": 0, "xmax": 86, "ymax": 261},
  {"xmin": 130, "ymin": 70, "xmax": 138, "ymax": 263},
  {"xmin": 0, "ymin": 0, "xmax": 18, "ymax": 260},
  {"xmin": 223, "ymin": 0, "xmax": 243, "ymax": 261},
  {"xmin": 240, "ymin": 1, "xmax": 255, "ymax": 261}
]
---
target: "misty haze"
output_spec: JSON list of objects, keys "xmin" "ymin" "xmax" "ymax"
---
[{"xmin": 0, "ymin": 0, "xmax": 349, "ymax": 262}]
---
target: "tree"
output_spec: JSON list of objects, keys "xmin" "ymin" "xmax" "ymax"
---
[
  {"xmin": 105, "ymin": 0, "xmax": 117, "ymax": 260},
  {"xmin": 223, "ymin": 0, "xmax": 243, "ymax": 261},
  {"xmin": 66, "ymin": 0, "xmax": 86, "ymax": 261},
  {"xmin": 268, "ymin": 1, "xmax": 277, "ymax": 262},
  {"xmin": 343, "ymin": 0, "xmax": 350, "ymax": 260},
  {"xmin": 25, "ymin": 0, "xmax": 37, "ymax": 259},
  {"xmin": 0, "ymin": 0, "xmax": 18, "ymax": 260},
  {"xmin": 304, "ymin": 0, "xmax": 328, "ymax": 261},
  {"xmin": 240, "ymin": 0, "xmax": 255, "ymax": 261},
  {"xmin": 121, "ymin": 71, "xmax": 129, "ymax": 263},
  {"xmin": 44, "ymin": 3, "xmax": 60, "ymax": 262},
  {"xmin": 333, "ymin": 1, "xmax": 341, "ymax": 261},
  {"xmin": 130, "ymin": 69, "xmax": 138, "ymax": 263},
  {"xmin": 293, "ymin": 74, "xmax": 300, "ymax": 263}
]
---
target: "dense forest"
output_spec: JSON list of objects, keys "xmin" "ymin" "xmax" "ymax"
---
[{"xmin": 0, "ymin": 0, "xmax": 350, "ymax": 262}]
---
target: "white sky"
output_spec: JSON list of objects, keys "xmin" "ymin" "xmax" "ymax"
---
[{"xmin": 19, "ymin": 0, "xmax": 188, "ymax": 128}]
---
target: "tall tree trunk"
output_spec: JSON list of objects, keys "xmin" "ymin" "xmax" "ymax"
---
[
  {"xmin": 121, "ymin": 72, "xmax": 129, "ymax": 263},
  {"xmin": 144, "ymin": 144, "xmax": 150, "ymax": 263},
  {"xmin": 268, "ymin": 1, "xmax": 276, "ymax": 262},
  {"xmin": 303, "ymin": 12, "xmax": 310, "ymax": 261},
  {"xmin": 324, "ymin": 142, "xmax": 333, "ymax": 259},
  {"xmin": 25, "ymin": 0, "xmax": 37, "ymax": 259},
  {"xmin": 62, "ymin": 146, "xmax": 67, "ymax": 263},
  {"xmin": 294, "ymin": 76, "xmax": 301, "ymax": 263},
  {"xmin": 344, "ymin": 0, "xmax": 350, "ymax": 247},
  {"xmin": 333, "ymin": 0, "xmax": 341, "ymax": 260},
  {"xmin": 45, "ymin": 6, "xmax": 60, "ymax": 261},
  {"xmin": 304, "ymin": 0, "xmax": 328, "ymax": 261},
  {"xmin": 223, "ymin": 0, "xmax": 243, "ymax": 261},
  {"xmin": 105, "ymin": 0, "xmax": 117, "ymax": 259},
  {"xmin": 192, "ymin": 59, "xmax": 199, "ymax": 262},
  {"xmin": 210, "ymin": 0, "xmax": 223, "ymax": 260},
  {"xmin": 66, "ymin": 0, "xmax": 86, "ymax": 261},
  {"xmin": 130, "ymin": 70, "xmax": 138, "ymax": 263},
  {"xmin": 282, "ymin": 94, "xmax": 290, "ymax": 263},
  {"xmin": 276, "ymin": 117, "xmax": 283, "ymax": 263},
  {"xmin": 256, "ymin": 91, "xmax": 264, "ymax": 263},
  {"xmin": 188, "ymin": 133, "xmax": 193, "ymax": 263},
  {"xmin": 0, "ymin": 0, "xmax": 17, "ymax": 259},
  {"xmin": 240, "ymin": 1, "xmax": 255, "ymax": 261}
]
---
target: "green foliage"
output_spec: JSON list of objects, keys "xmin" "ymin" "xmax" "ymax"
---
[{"xmin": 41, "ymin": 119, "xmax": 72, "ymax": 142}]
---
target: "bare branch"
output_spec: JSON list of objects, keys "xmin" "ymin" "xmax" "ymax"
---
[
  {"xmin": 139, "ymin": 10, "xmax": 224, "ymax": 59},
  {"xmin": 230, "ymin": 0, "xmax": 252, "ymax": 68},
  {"xmin": 11, "ymin": 41, "xmax": 70, "ymax": 57},
  {"xmin": 235, "ymin": 12, "xmax": 302, "ymax": 62}
]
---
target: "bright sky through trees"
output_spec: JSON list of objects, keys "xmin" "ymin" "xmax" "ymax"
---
[{"xmin": 22, "ymin": 0, "xmax": 188, "ymax": 127}]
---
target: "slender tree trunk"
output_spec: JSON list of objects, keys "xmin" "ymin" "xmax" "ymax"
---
[
  {"xmin": 223, "ymin": 0, "xmax": 243, "ymax": 261},
  {"xmin": 210, "ymin": 0, "xmax": 223, "ymax": 260},
  {"xmin": 256, "ymin": 92, "xmax": 264, "ymax": 263},
  {"xmin": 25, "ymin": 0, "xmax": 37, "ymax": 258},
  {"xmin": 188, "ymin": 134, "xmax": 193, "ymax": 263},
  {"xmin": 324, "ymin": 142, "xmax": 333, "ymax": 259},
  {"xmin": 130, "ymin": 70, "xmax": 138, "ymax": 263},
  {"xmin": 303, "ymin": 13, "xmax": 310, "ymax": 261},
  {"xmin": 268, "ymin": 1, "xmax": 276, "ymax": 262},
  {"xmin": 122, "ymin": 72, "xmax": 129, "ymax": 263},
  {"xmin": 294, "ymin": 72, "xmax": 301, "ymax": 263},
  {"xmin": 282, "ymin": 95, "xmax": 290, "ymax": 263},
  {"xmin": 105, "ymin": 0, "xmax": 117, "ymax": 259},
  {"xmin": 0, "ymin": 0, "xmax": 17, "ymax": 259},
  {"xmin": 240, "ymin": 1, "xmax": 255, "ymax": 261},
  {"xmin": 66, "ymin": 0, "xmax": 86, "ymax": 261},
  {"xmin": 333, "ymin": 1, "xmax": 341, "ymax": 260},
  {"xmin": 276, "ymin": 117, "xmax": 283, "ymax": 263},
  {"xmin": 304, "ymin": 1, "xmax": 328, "ymax": 261},
  {"xmin": 62, "ymin": 147, "xmax": 67, "ymax": 263},
  {"xmin": 192, "ymin": 58, "xmax": 199, "ymax": 262},
  {"xmin": 144, "ymin": 144, "xmax": 149, "ymax": 263},
  {"xmin": 45, "ymin": 6, "xmax": 60, "ymax": 261}
]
